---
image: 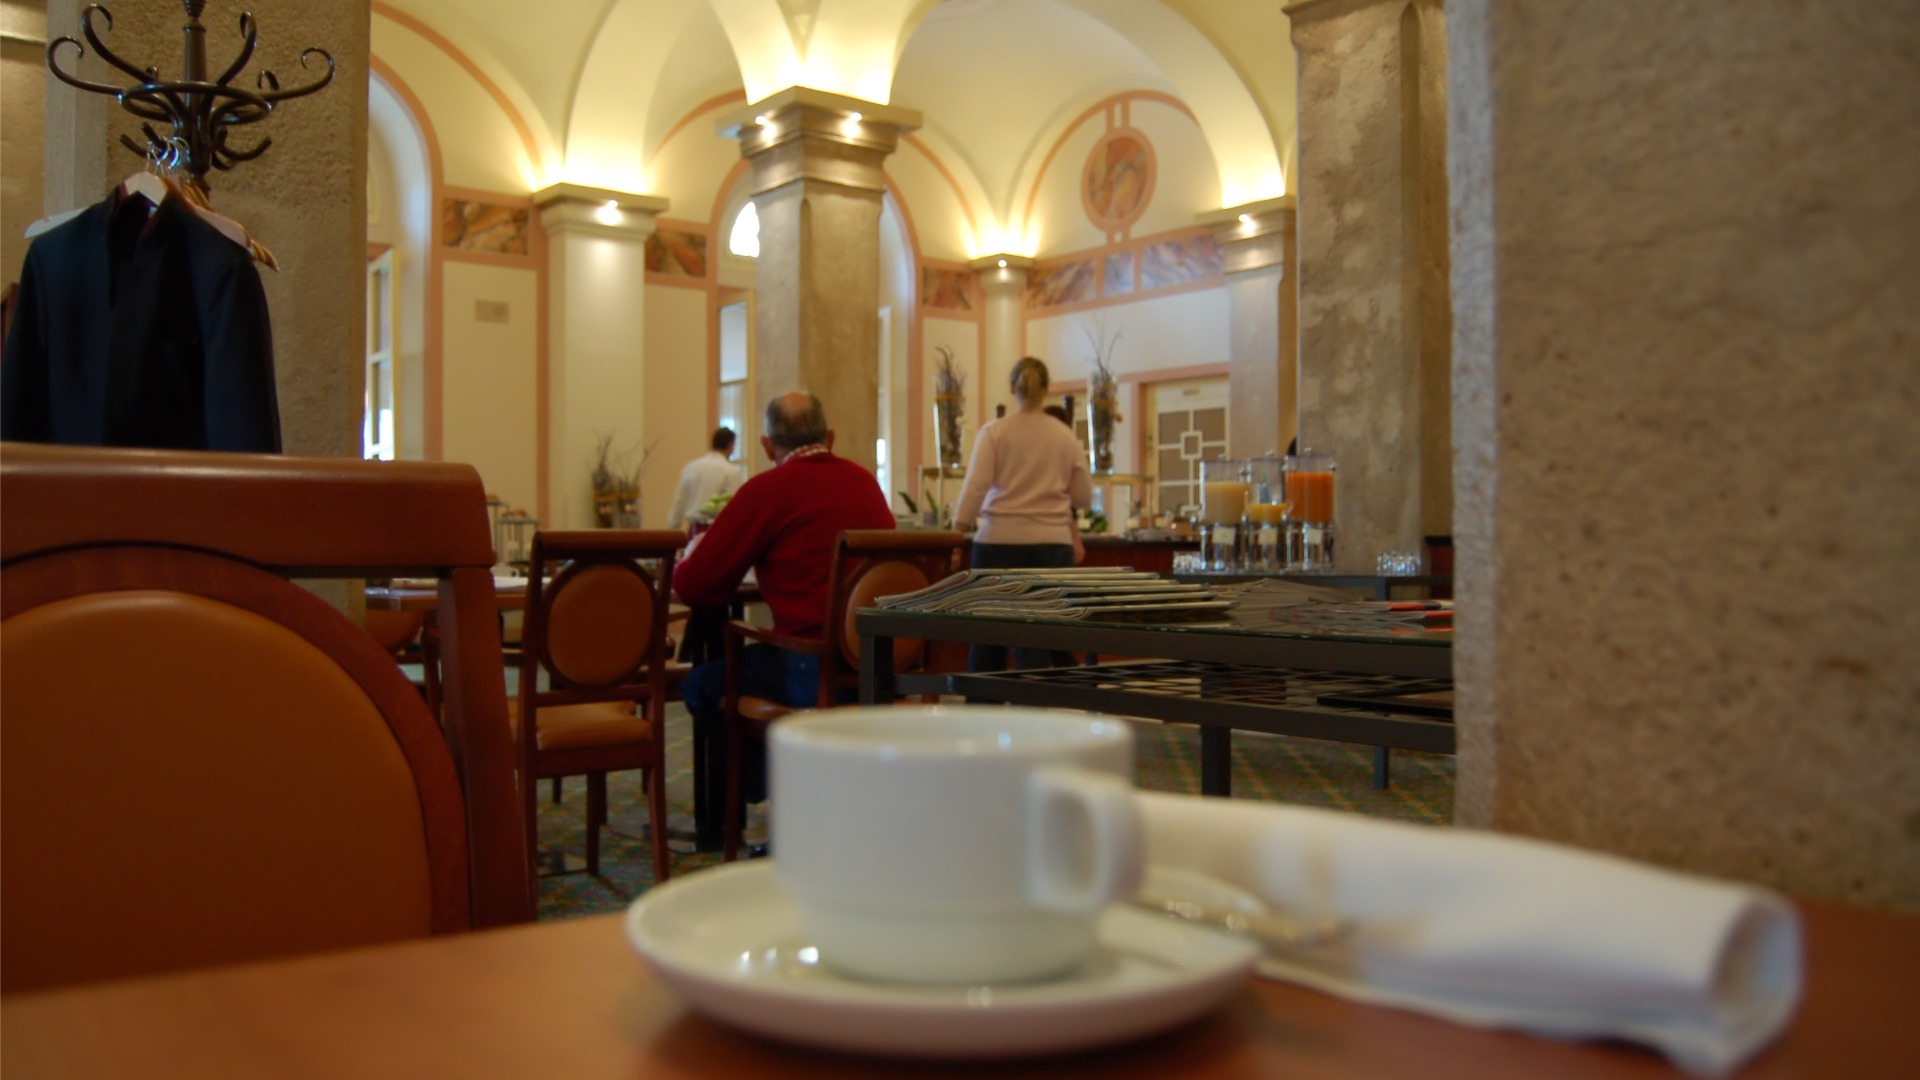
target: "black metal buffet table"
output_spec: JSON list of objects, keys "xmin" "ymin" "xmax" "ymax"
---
[{"xmin": 856, "ymin": 609, "xmax": 1454, "ymax": 794}]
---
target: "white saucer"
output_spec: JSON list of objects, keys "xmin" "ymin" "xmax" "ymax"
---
[{"xmin": 625, "ymin": 862, "xmax": 1262, "ymax": 1059}]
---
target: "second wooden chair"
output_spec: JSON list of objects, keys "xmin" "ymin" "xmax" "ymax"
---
[{"xmin": 518, "ymin": 531, "xmax": 688, "ymax": 882}]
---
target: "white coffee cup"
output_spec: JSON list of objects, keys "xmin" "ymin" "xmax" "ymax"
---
[{"xmin": 769, "ymin": 705, "xmax": 1143, "ymax": 985}]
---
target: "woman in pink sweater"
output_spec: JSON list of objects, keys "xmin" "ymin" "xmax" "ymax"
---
[{"xmin": 954, "ymin": 356, "xmax": 1095, "ymax": 669}]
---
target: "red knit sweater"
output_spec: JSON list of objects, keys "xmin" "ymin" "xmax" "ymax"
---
[{"xmin": 673, "ymin": 452, "xmax": 895, "ymax": 637}]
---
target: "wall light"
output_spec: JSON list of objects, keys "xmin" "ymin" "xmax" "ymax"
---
[
  {"xmin": 1238, "ymin": 213, "xmax": 1253, "ymax": 224},
  {"xmin": 596, "ymin": 200, "xmax": 622, "ymax": 226},
  {"xmin": 997, "ymin": 259, "xmax": 1007, "ymax": 268}
]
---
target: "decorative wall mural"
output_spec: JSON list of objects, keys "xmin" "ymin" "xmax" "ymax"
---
[
  {"xmin": 1082, "ymin": 129, "xmax": 1154, "ymax": 232},
  {"xmin": 1025, "ymin": 259, "xmax": 1099, "ymax": 309},
  {"xmin": 1103, "ymin": 251, "xmax": 1134, "ymax": 296},
  {"xmin": 646, "ymin": 226, "xmax": 709, "ymax": 278},
  {"xmin": 920, "ymin": 266, "xmax": 974, "ymax": 311},
  {"xmin": 1139, "ymin": 233, "xmax": 1222, "ymax": 290},
  {"xmin": 442, "ymin": 199, "xmax": 529, "ymax": 255}
]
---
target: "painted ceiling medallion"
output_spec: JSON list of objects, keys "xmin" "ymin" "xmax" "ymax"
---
[{"xmin": 1082, "ymin": 129, "xmax": 1155, "ymax": 232}]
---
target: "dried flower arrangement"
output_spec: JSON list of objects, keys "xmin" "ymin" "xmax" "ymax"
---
[
  {"xmin": 932, "ymin": 345, "xmax": 967, "ymax": 469},
  {"xmin": 1083, "ymin": 319, "xmax": 1124, "ymax": 473},
  {"xmin": 591, "ymin": 433, "xmax": 658, "ymax": 527}
]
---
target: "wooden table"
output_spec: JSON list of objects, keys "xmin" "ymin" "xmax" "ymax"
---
[
  {"xmin": 5, "ymin": 899, "xmax": 1916, "ymax": 1078},
  {"xmin": 365, "ymin": 580, "xmax": 527, "ymax": 612}
]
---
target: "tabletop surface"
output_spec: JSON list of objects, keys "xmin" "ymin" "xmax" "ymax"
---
[{"xmin": 5, "ymin": 897, "xmax": 1916, "ymax": 1079}]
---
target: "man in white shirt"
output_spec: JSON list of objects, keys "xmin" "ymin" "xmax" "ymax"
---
[{"xmin": 666, "ymin": 427, "xmax": 744, "ymax": 529}]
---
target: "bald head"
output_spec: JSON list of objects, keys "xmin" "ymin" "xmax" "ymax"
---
[{"xmin": 763, "ymin": 392, "xmax": 829, "ymax": 454}]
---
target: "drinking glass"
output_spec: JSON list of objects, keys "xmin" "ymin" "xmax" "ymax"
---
[
  {"xmin": 1242, "ymin": 456, "xmax": 1288, "ymax": 572},
  {"xmin": 1283, "ymin": 448, "xmax": 1336, "ymax": 572},
  {"xmin": 1199, "ymin": 459, "xmax": 1249, "ymax": 571}
]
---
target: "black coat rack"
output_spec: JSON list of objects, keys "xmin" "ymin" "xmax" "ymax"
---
[{"xmin": 47, "ymin": 1, "xmax": 334, "ymax": 192}]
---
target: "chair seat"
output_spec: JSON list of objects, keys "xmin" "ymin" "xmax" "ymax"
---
[
  {"xmin": 737, "ymin": 695, "xmax": 795, "ymax": 725},
  {"xmin": 512, "ymin": 700, "xmax": 651, "ymax": 752}
]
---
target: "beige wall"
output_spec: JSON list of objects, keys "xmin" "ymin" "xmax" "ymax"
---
[
  {"xmin": 641, "ymin": 283, "xmax": 712, "ymax": 528},
  {"xmin": 441, "ymin": 260, "xmax": 539, "ymax": 512},
  {"xmin": 1450, "ymin": 0, "xmax": 1920, "ymax": 910},
  {"xmin": 2, "ymin": 0, "xmax": 46, "ymax": 288}
]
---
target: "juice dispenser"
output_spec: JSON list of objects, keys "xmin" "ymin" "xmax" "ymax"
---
[
  {"xmin": 1283, "ymin": 448, "xmax": 1336, "ymax": 572},
  {"xmin": 1243, "ymin": 456, "xmax": 1288, "ymax": 571},
  {"xmin": 1198, "ymin": 458, "xmax": 1249, "ymax": 571}
]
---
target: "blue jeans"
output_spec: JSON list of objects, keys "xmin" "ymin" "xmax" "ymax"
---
[
  {"xmin": 683, "ymin": 643, "xmax": 826, "ymax": 846},
  {"xmin": 968, "ymin": 541, "xmax": 1078, "ymax": 672}
]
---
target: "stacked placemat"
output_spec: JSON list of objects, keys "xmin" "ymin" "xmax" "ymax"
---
[{"xmin": 874, "ymin": 567, "xmax": 1235, "ymax": 623}]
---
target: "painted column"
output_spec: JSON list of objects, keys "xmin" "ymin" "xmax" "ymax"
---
[
  {"xmin": 1450, "ymin": 0, "xmax": 1920, "ymax": 908},
  {"xmin": 969, "ymin": 254, "xmax": 1033, "ymax": 420},
  {"xmin": 1203, "ymin": 196, "xmax": 1297, "ymax": 461},
  {"xmin": 1287, "ymin": 0, "xmax": 1451, "ymax": 569},
  {"xmin": 722, "ymin": 88, "xmax": 920, "ymax": 475},
  {"xmin": 534, "ymin": 184, "xmax": 668, "ymax": 529}
]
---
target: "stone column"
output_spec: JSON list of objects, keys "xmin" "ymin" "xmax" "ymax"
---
[
  {"xmin": 1287, "ymin": 0, "xmax": 1450, "ymax": 568},
  {"xmin": 722, "ymin": 88, "xmax": 920, "ymax": 475},
  {"xmin": 1201, "ymin": 196, "xmax": 1297, "ymax": 461},
  {"xmin": 534, "ymin": 184, "xmax": 668, "ymax": 530},
  {"xmin": 39, "ymin": 0, "xmax": 370, "ymax": 459},
  {"xmin": 1450, "ymin": 0, "xmax": 1920, "ymax": 910},
  {"xmin": 969, "ymin": 254, "xmax": 1033, "ymax": 419}
]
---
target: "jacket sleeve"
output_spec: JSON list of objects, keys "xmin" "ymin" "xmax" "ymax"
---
[
  {"xmin": 0, "ymin": 252, "xmax": 53, "ymax": 443},
  {"xmin": 197, "ymin": 241, "xmax": 282, "ymax": 452},
  {"xmin": 673, "ymin": 484, "xmax": 763, "ymax": 606}
]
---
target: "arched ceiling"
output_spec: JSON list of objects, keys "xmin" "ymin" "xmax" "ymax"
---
[{"xmin": 377, "ymin": 0, "xmax": 1294, "ymax": 240}]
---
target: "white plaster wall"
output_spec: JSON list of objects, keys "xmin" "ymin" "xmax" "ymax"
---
[
  {"xmin": 1029, "ymin": 288, "xmax": 1229, "ymax": 380},
  {"xmin": 641, "ymin": 283, "xmax": 712, "ymax": 527},
  {"xmin": 373, "ymin": 11, "xmax": 531, "ymax": 191},
  {"xmin": 441, "ymin": 260, "xmax": 539, "ymax": 512},
  {"xmin": 1027, "ymin": 99, "xmax": 1218, "ymax": 255},
  {"xmin": 885, "ymin": 141, "xmax": 974, "ymax": 262},
  {"xmin": 546, "ymin": 229, "xmax": 649, "ymax": 529},
  {"xmin": 651, "ymin": 110, "xmax": 749, "ymax": 224}
]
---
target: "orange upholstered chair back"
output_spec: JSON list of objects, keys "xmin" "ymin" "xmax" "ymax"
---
[
  {"xmin": 830, "ymin": 529, "xmax": 965, "ymax": 675},
  {"xmin": 0, "ymin": 443, "xmax": 531, "ymax": 994},
  {"xmin": 519, "ymin": 530, "xmax": 683, "ymax": 705}
]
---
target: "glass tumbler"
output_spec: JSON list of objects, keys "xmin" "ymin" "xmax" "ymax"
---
[
  {"xmin": 1242, "ymin": 456, "xmax": 1288, "ymax": 571},
  {"xmin": 1283, "ymin": 448, "xmax": 1336, "ymax": 572},
  {"xmin": 1198, "ymin": 458, "xmax": 1249, "ymax": 572}
]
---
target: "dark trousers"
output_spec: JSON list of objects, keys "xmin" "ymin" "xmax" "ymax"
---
[{"xmin": 968, "ymin": 541, "xmax": 1079, "ymax": 672}]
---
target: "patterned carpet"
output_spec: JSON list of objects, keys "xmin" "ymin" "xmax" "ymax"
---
[{"xmin": 535, "ymin": 703, "xmax": 1455, "ymax": 920}]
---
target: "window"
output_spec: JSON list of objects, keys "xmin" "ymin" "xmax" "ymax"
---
[
  {"xmin": 364, "ymin": 250, "xmax": 396, "ymax": 460},
  {"xmin": 717, "ymin": 300, "xmax": 749, "ymax": 462},
  {"xmin": 728, "ymin": 201, "xmax": 760, "ymax": 259}
]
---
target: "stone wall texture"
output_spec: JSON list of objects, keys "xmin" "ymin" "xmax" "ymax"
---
[
  {"xmin": 1449, "ymin": 0, "xmax": 1920, "ymax": 910},
  {"xmin": 1291, "ymin": 0, "xmax": 1451, "ymax": 570},
  {"xmin": 40, "ymin": 0, "xmax": 369, "ymax": 459}
]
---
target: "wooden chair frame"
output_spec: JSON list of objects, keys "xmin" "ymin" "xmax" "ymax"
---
[
  {"xmin": 518, "ymin": 530, "xmax": 685, "ymax": 882},
  {"xmin": 720, "ymin": 528, "xmax": 964, "ymax": 859},
  {"xmin": 0, "ymin": 443, "xmax": 533, "ymax": 989}
]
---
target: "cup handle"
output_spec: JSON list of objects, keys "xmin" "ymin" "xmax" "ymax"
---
[{"xmin": 1025, "ymin": 767, "xmax": 1144, "ymax": 913}]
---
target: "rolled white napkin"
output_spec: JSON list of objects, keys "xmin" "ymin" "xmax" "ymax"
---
[{"xmin": 1138, "ymin": 792, "xmax": 1802, "ymax": 1075}]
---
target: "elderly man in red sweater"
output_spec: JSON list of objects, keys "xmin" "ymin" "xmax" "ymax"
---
[{"xmin": 675, "ymin": 391, "xmax": 895, "ymax": 848}]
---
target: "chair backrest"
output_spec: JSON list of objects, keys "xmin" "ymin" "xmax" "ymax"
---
[
  {"xmin": 826, "ymin": 529, "xmax": 965, "ymax": 683},
  {"xmin": 0, "ymin": 443, "xmax": 532, "ymax": 994},
  {"xmin": 519, "ymin": 530, "xmax": 683, "ymax": 714}
]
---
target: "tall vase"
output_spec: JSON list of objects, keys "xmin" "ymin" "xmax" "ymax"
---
[
  {"xmin": 1087, "ymin": 374, "xmax": 1118, "ymax": 474},
  {"xmin": 933, "ymin": 393, "xmax": 966, "ymax": 469}
]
